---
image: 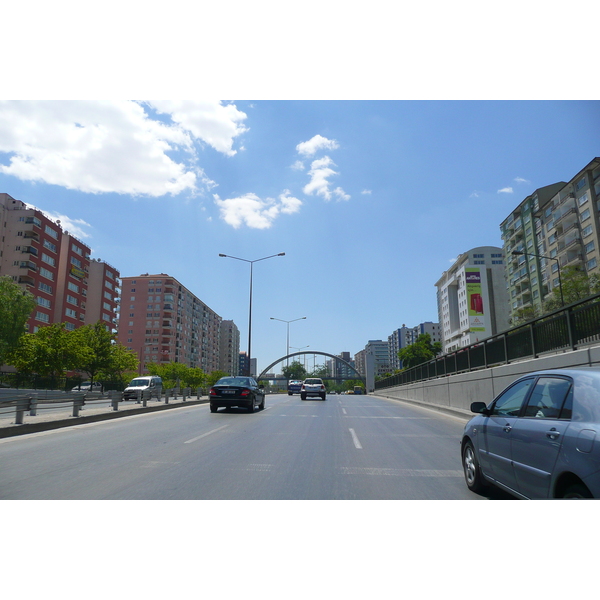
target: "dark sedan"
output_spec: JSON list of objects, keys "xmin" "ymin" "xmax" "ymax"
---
[
  {"xmin": 209, "ymin": 376, "xmax": 265, "ymax": 413},
  {"xmin": 461, "ymin": 367, "xmax": 600, "ymax": 499}
]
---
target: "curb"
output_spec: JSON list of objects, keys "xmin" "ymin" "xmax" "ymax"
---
[{"xmin": 0, "ymin": 398, "xmax": 209, "ymax": 439}]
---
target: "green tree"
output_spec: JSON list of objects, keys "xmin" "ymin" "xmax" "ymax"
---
[
  {"xmin": 544, "ymin": 266, "xmax": 600, "ymax": 312},
  {"xmin": 282, "ymin": 360, "xmax": 307, "ymax": 380},
  {"xmin": 310, "ymin": 364, "xmax": 329, "ymax": 378},
  {"xmin": 0, "ymin": 275, "xmax": 36, "ymax": 366},
  {"xmin": 98, "ymin": 343, "xmax": 139, "ymax": 386},
  {"xmin": 7, "ymin": 323, "xmax": 87, "ymax": 376},
  {"xmin": 183, "ymin": 367, "xmax": 206, "ymax": 392},
  {"xmin": 398, "ymin": 333, "xmax": 442, "ymax": 369},
  {"xmin": 71, "ymin": 322, "xmax": 115, "ymax": 383}
]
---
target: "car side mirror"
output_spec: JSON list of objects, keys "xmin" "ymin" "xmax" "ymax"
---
[{"xmin": 470, "ymin": 402, "xmax": 489, "ymax": 414}]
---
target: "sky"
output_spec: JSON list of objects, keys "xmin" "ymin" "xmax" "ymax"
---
[{"xmin": 1, "ymin": 100, "xmax": 599, "ymax": 374}]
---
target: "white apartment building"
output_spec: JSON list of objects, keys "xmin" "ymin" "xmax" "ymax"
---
[
  {"xmin": 219, "ymin": 320, "xmax": 240, "ymax": 375},
  {"xmin": 435, "ymin": 247, "xmax": 510, "ymax": 353}
]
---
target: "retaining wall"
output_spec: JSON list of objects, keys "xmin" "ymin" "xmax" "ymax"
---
[{"xmin": 375, "ymin": 345, "xmax": 600, "ymax": 416}]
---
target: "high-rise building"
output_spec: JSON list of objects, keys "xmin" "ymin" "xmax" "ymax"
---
[
  {"xmin": 117, "ymin": 273, "xmax": 222, "ymax": 374},
  {"xmin": 501, "ymin": 157, "xmax": 600, "ymax": 320},
  {"xmin": 219, "ymin": 320, "xmax": 240, "ymax": 375},
  {"xmin": 364, "ymin": 340, "xmax": 390, "ymax": 377},
  {"xmin": 435, "ymin": 246, "xmax": 510, "ymax": 353},
  {"xmin": 0, "ymin": 193, "xmax": 120, "ymax": 333}
]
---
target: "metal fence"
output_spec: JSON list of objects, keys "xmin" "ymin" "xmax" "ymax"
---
[
  {"xmin": 376, "ymin": 292, "xmax": 600, "ymax": 390},
  {"xmin": 0, "ymin": 373, "xmax": 125, "ymax": 392},
  {"xmin": 0, "ymin": 387, "xmax": 199, "ymax": 426}
]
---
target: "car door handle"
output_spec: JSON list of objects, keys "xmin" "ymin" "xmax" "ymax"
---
[
  {"xmin": 503, "ymin": 424, "xmax": 512, "ymax": 433},
  {"xmin": 546, "ymin": 428, "xmax": 561, "ymax": 440}
]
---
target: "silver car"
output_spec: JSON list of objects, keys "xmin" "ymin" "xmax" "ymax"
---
[{"xmin": 461, "ymin": 367, "xmax": 600, "ymax": 499}]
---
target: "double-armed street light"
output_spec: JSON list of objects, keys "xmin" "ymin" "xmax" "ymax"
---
[
  {"xmin": 511, "ymin": 250, "xmax": 564, "ymax": 307},
  {"xmin": 219, "ymin": 252, "xmax": 285, "ymax": 376},
  {"xmin": 270, "ymin": 316, "xmax": 307, "ymax": 366}
]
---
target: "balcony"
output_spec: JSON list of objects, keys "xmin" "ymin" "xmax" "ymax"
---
[
  {"xmin": 19, "ymin": 260, "xmax": 37, "ymax": 271},
  {"xmin": 21, "ymin": 246, "xmax": 38, "ymax": 256},
  {"xmin": 18, "ymin": 275, "xmax": 35, "ymax": 286}
]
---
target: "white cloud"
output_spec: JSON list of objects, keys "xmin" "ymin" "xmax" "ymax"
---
[
  {"xmin": 498, "ymin": 187, "xmax": 514, "ymax": 194},
  {"xmin": 514, "ymin": 177, "xmax": 530, "ymax": 184},
  {"xmin": 41, "ymin": 210, "xmax": 92, "ymax": 240},
  {"xmin": 290, "ymin": 160, "xmax": 305, "ymax": 171},
  {"xmin": 214, "ymin": 189, "xmax": 302, "ymax": 229},
  {"xmin": 0, "ymin": 100, "xmax": 246, "ymax": 196},
  {"xmin": 296, "ymin": 134, "xmax": 339, "ymax": 157},
  {"xmin": 303, "ymin": 156, "xmax": 349, "ymax": 201},
  {"xmin": 147, "ymin": 100, "xmax": 247, "ymax": 157},
  {"xmin": 361, "ymin": 189, "xmax": 372, "ymax": 195}
]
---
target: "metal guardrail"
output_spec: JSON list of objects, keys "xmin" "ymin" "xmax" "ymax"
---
[
  {"xmin": 376, "ymin": 292, "xmax": 600, "ymax": 390},
  {"xmin": 0, "ymin": 387, "xmax": 200, "ymax": 426}
]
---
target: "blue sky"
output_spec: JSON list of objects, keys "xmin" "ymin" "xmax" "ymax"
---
[{"xmin": 1, "ymin": 100, "xmax": 598, "ymax": 374}]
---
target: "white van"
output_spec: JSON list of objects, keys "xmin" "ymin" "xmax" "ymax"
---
[{"xmin": 123, "ymin": 376, "xmax": 163, "ymax": 401}]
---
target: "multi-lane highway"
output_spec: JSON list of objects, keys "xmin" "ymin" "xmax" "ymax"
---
[{"xmin": 0, "ymin": 393, "xmax": 491, "ymax": 500}]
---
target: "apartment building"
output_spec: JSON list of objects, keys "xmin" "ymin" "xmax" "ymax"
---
[
  {"xmin": 0, "ymin": 193, "xmax": 119, "ymax": 333},
  {"xmin": 435, "ymin": 246, "xmax": 510, "ymax": 353},
  {"xmin": 117, "ymin": 273, "xmax": 222, "ymax": 374},
  {"xmin": 364, "ymin": 340, "xmax": 390, "ymax": 377},
  {"xmin": 219, "ymin": 320, "xmax": 240, "ymax": 376},
  {"xmin": 501, "ymin": 157, "xmax": 600, "ymax": 319},
  {"xmin": 388, "ymin": 322, "xmax": 441, "ymax": 371},
  {"xmin": 85, "ymin": 258, "xmax": 120, "ymax": 330}
]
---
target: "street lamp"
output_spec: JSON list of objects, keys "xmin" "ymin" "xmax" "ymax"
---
[
  {"xmin": 512, "ymin": 250, "xmax": 564, "ymax": 307},
  {"xmin": 270, "ymin": 316, "xmax": 307, "ymax": 366},
  {"xmin": 219, "ymin": 252, "xmax": 285, "ymax": 376},
  {"xmin": 290, "ymin": 345, "xmax": 310, "ymax": 369}
]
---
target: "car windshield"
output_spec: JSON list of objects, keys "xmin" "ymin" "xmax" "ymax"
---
[
  {"xmin": 129, "ymin": 379, "xmax": 149, "ymax": 387},
  {"xmin": 304, "ymin": 379, "xmax": 322, "ymax": 384},
  {"xmin": 216, "ymin": 377, "xmax": 252, "ymax": 387}
]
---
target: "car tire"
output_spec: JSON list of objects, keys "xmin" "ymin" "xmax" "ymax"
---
[
  {"xmin": 321, "ymin": 393, "xmax": 326, "ymax": 400},
  {"xmin": 462, "ymin": 440, "xmax": 486, "ymax": 494},
  {"xmin": 248, "ymin": 400, "xmax": 255, "ymax": 413},
  {"xmin": 210, "ymin": 404, "xmax": 218, "ymax": 413},
  {"xmin": 562, "ymin": 483, "xmax": 593, "ymax": 499},
  {"xmin": 259, "ymin": 397, "xmax": 265, "ymax": 410},
  {"xmin": 301, "ymin": 393, "xmax": 306, "ymax": 400}
]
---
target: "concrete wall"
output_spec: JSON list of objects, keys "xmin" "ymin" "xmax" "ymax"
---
[{"xmin": 374, "ymin": 345, "xmax": 600, "ymax": 416}]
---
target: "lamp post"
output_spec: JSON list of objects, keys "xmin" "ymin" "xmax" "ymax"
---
[
  {"xmin": 219, "ymin": 252, "xmax": 285, "ymax": 376},
  {"xmin": 512, "ymin": 250, "xmax": 564, "ymax": 307},
  {"xmin": 270, "ymin": 316, "xmax": 307, "ymax": 366}
]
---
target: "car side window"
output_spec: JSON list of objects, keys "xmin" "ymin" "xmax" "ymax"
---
[
  {"xmin": 491, "ymin": 378, "xmax": 534, "ymax": 417},
  {"xmin": 559, "ymin": 386, "xmax": 573, "ymax": 420},
  {"xmin": 523, "ymin": 377, "xmax": 572, "ymax": 419}
]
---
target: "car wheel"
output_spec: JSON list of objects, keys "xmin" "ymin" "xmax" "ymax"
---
[
  {"xmin": 321, "ymin": 393, "xmax": 326, "ymax": 400},
  {"xmin": 210, "ymin": 404, "xmax": 218, "ymax": 413},
  {"xmin": 259, "ymin": 397, "xmax": 265, "ymax": 410},
  {"xmin": 248, "ymin": 399, "xmax": 255, "ymax": 413},
  {"xmin": 462, "ymin": 440, "xmax": 486, "ymax": 494},
  {"xmin": 562, "ymin": 483, "xmax": 593, "ymax": 499},
  {"xmin": 301, "ymin": 393, "xmax": 306, "ymax": 400}
]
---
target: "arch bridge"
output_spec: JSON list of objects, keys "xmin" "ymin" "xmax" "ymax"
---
[{"xmin": 258, "ymin": 351, "xmax": 365, "ymax": 388}]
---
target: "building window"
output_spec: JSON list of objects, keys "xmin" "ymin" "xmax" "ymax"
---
[
  {"xmin": 583, "ymin": 225, "xmax": 593, "ymax": 238},
  {"xmin": 40, "ymin": 267, "xmax": 54, "ymax": 280},
  {"xmin": 43, "ymin": 239, "xmax": 57, "ymax": 252},
  {"xmin": 38, "ymin": 282, "xmax": 52, "ymax": 294},
  {"xmin": 71, "ymin": 256, "xmax": 82, "ymax": 268},
  {"xmin": 65, "ymin": 308, "xmax": 77, "ymax": 318},
  {"xmin": 585, "ymin": 241, "xmax": 595, "ymax": 254},
  {"xmin": 587, "ymin": 258, "xmax": 597, "ymax": 270},
  {"xmin": 66, "ymin": 295, "xmax": 78, "ymax": 305},
  {"xmin": 37, "ymin": 296, "xmax": 51, "ymax": 308},
  {"xmin": 72, "ymin": 244, "xmax": 83, "ymax": 255},
  {"xmin": 44, "ymin": 225, "xmax": 58, "ymax": 239},
  {"xmin": 578, "ymin": 192, "xmax": 589, "ymax": 206},
  {"xmin": 36, "ymin": 311, "xmax": 50, "ymax": 323},
  {"xmin": 575, "ymin": 177, "xmax": 586, "ymax": 191},
  {"xmin": 580, "ymin": 208, "xmax": 591, "ymax": 222}
]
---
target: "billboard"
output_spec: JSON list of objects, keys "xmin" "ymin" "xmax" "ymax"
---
[{"xmin": 466, "ymin": 268, "xmax": 486, "ymax": 333}]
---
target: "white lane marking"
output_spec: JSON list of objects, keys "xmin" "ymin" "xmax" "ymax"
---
[
  {"xmin": 342, "ymin": 408, "xmax": 347, "ymax": 415},
  {"xmin": 349, "ymin": 428, "xmax": 363, "ymax": 449},
  {"xmin": 184, "ymin": 425, "xmax": 229, "ymax": 444}
]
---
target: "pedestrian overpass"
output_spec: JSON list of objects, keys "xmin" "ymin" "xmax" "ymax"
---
[{"xmin": 257, "ymin": 351, "xmax": 366, "ymax": 389}]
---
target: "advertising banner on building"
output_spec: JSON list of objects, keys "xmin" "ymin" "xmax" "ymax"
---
[{"xmin": 466, "ymin": 268, "xmax": 486, "ymax": 333}]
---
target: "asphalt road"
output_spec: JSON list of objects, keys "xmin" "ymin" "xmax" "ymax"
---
[{"xmin": 0, "ymin": 393, "xmax": 493, "ymax": 500}]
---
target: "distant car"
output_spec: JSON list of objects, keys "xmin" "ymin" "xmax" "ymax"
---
[
  {"xmin": 301, "ymin": 378, "xmax": 326, "ymax": 401},
  {"xmin": 209, "ymin": 376, "xmax": 265, "ymax": 413},
  {"xmin": 461, "ymin": 367, "xmax": 600, "ymax": 499},
  {"xmin": 71, "ymin": 381, "xmax": 103, "ymax": 392},
  {"xmin": 287, "ymin": 380, "xmax": 303, "ymax": 395},
  {"xmin": 122, "ymin": 376, "xmax": 162, "ymax": 401}
]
